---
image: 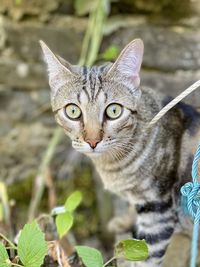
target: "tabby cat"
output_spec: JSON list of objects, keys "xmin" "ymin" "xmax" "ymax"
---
[{"xmin": 40, "ymin": 39, "xmax": 200, "ymax": 267}]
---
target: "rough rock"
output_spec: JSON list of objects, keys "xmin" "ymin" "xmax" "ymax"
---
[
  {"xmin": 104, "ymin": 20, "xmax": 200, "ymax": 71},
  {"xmin": 1, "ymin": 16, "xmax": 86, "ymax": 63},
  {"xmin": 1, "ymin": 15, "xmax": 200, "ymax": 69},
  {"xmin": 0, "ymin": 60, "xmax": 47, "ymax": 89},
  {"xmin": 112, "ymin": 0, "xmax": 193, "ymax": 18},
  {"xmin": 0, "ymin": 16, "xmax": 200, "ymax": 105},
  {"xmin": 0, "ymin": 0, "xmax": 74, "ymax": 21},
  {"xmin": 0, "ymin": 87, "xmax": 78, "ymax": 183},
  {"xmin": 141, "ymin": 70, "xmax": 200, "ymax": 108}
]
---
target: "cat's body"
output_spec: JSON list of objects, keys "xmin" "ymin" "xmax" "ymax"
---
[
  {"xmin": 40, "ymin": 39, "xmax": 200, "ymax": 267},
  {"xmin": 92, "ymin": 85, "xmax": 200, "ymax": 267}
]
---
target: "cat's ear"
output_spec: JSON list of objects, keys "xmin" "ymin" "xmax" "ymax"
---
[
  {"xmin": 39, "ymin": 40, "xmax": 75, "ymax": 96},
  {"xmin": 107, "ymin": 39, "xmax": 144, "ymax": 90}
]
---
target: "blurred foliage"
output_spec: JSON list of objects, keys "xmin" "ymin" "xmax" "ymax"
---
[
  {"xmin": 0, "ymin": 204, "xmax": 3, "ymax": 221},
  {"xmin": 15, "ymin": 0, "xmax": 22, "ymax": 5},
  {"xmin": 7, "ymin": 0, "xmax": 192, "ymax": 21},
  {"xmin": 7, "ymin": 163, "xmax": 100, "ymax": 241},
  {"xmin": 99, "ymin": 45, "xmax": 120, "ymax": 61},
  {"xmin": 74, "ymin": 0, "xmax": 191, "ymax": 19},
  {"xmin": 7, "ymin": 177, "xmax": 33, "ymax": 225},
  {"xmin": 111, "ymin": 0, "xmax": 192, "ymax": 19},
  {"xmin": 75, "ymin": 0, "xmax": 111, "ymax": 16},
  {"xmin": 79, "ymin": 0, "xmax": 110, "ymax": 66},
  {"xmin": 75, "ymin": 0, "xmax": 97, "ymax": 16}
]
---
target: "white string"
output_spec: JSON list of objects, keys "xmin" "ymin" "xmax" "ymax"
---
[{"xmin": 148, "ymin": 80, "xmax": 200, "ymax": 128}]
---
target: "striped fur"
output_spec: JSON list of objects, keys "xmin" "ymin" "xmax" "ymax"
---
[{"xmin": 41, "ymin": 39, "xmax": 200, "ymax": 267}]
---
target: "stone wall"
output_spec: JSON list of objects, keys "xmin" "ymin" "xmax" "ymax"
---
[{"xmin": 0, "ymin": 0, "xmax": 200, "ymax": 185}]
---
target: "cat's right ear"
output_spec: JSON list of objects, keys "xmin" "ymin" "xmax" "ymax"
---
[{"xmin": 39, "ymin": 40, "xmax": 75, "ymax": 96}]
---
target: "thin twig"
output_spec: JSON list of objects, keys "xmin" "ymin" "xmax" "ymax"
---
[
  {"xmin": 87, "ymin": 0, "xmax": 106, "ymax": 66},
  {"xmin": 28, "ymin": 128, "xmax": 63, "ymax": 221},
  {"xmin": 11, "ymin": 263, "xmax": 24, "ymax": 267},
  {"xmin": 79, "ymin": 10, "xmax": 94, "ymax": 65},
  {"xmin": 0, "ymin": 233, "xmax": 17, "ymax": 249},
  {"xmin": 103, "ymin": 256, "xmax": 116, "ymax": 267}
]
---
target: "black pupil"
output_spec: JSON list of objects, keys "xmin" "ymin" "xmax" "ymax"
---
[{"xmin": 113, "ymin": 107, "xmax": 116, "ymax": 113}]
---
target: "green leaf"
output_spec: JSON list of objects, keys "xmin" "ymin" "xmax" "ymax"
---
[
  {"xmin": 64, "ymin": 191, "xmax": 82, "ymax": 212},
  {"xmin": 18, "ymin": 221, "xmax": 47, "ymax": 267},
  {"xmin": 56, "ymin": 212, "xmax": 74, "ymax": 239},
  {"xmin": 75, "ymin": 246, "xmax": 103, "ymax": 267},
  {"xmin": 100, "ymin": 45, "xmax": 120, "ymax": 61},
  {"xmin": 115, "ymin": 239, "xmax": 148, "ymax": 261},
  {"xmin": 0, "ymin": 243, "xmax": 10, "ymax": 267}
]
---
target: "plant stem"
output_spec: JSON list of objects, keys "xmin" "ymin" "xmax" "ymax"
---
[
  {"xmin": 87, "ymin": 0, "xmax": 105, "ymax": 66},
  {"xmin": 80, "ymin": 0, "xmax": 108, "ymax": 67},
  {"xmin": 79, "ymin": 10, "xmax": 94, "ymax": 65},
  {"xmin": 11, "ymin": 263, "xmax": 24, "ymax": 267},
  {"xmin": 0, "ymin": 233, "xmax": 17, "ymax": 249},
  {"xmin": 103, "ymin": 256, "xmax": 117, "ymax": 267},
  {"xmin": 28, "ymin": 128, "xmax": 63, "ymax": 221}
]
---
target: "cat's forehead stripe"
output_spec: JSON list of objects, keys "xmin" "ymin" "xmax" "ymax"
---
[
  {"xmin": 80, "ymin": 65, "xmax": 106, "ymax": 103},
  {"xmin": 89, "ymin": 66, "xmax": 101, "ymax": 102},
  {"xmin": 89, "ymin": 67, "xmax": 97, "ymax": 101},
  {"xmin": 82, "ymin": 66, "xmax": 91, "ymax": 102},
  {"xmin": 94, "ymin": 74, "xmax": 103, "ymax": 101}
]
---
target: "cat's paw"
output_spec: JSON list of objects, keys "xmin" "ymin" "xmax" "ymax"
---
[
  {"xmin": 107, "ymin": 215, "xmax": 133, "ymax": 234},
  {"xmin": 108, "ymin": 206, "xmax": 137, "ymax": 234}
]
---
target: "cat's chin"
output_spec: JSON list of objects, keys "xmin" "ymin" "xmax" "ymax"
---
[{"xmin": 84, "ymin": 150, "xmax": 102, "ymax": 158}]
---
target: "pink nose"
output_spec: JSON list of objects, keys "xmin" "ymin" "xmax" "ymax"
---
[{"xmin": 86, "ymin": 139, "xmax": 100, "ymax": 149}]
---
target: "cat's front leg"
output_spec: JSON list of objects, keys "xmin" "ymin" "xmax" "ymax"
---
[
  {"xmin": 133, "ymin": 198, "xmax": 176, "ymax": 267},
  {"xmin": 108, "ymin": 206, "xmax": 137, "ymax": 234}
]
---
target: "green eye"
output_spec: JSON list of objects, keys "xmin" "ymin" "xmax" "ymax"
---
[
  {"xmin": 106, "ymin": 103, "xmax": 122, "ymax": 119},
  {"xmin": 65, "ymin": 104, "xmax": 82, "ymax": 120}
]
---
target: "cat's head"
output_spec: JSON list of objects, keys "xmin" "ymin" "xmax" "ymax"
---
[{"xmin": 40, "ymin": 39, "xmax": 144, "ymax": 158}]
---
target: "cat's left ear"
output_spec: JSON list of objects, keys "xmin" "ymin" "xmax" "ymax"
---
[{"xmin": 107, "ymin": 39, "xmax": 144, "ymax": 90}]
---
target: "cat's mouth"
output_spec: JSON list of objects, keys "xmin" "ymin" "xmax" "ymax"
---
[{"xmin": 72, "ymin": 140, "xmax": 107, "ymax": 156}]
